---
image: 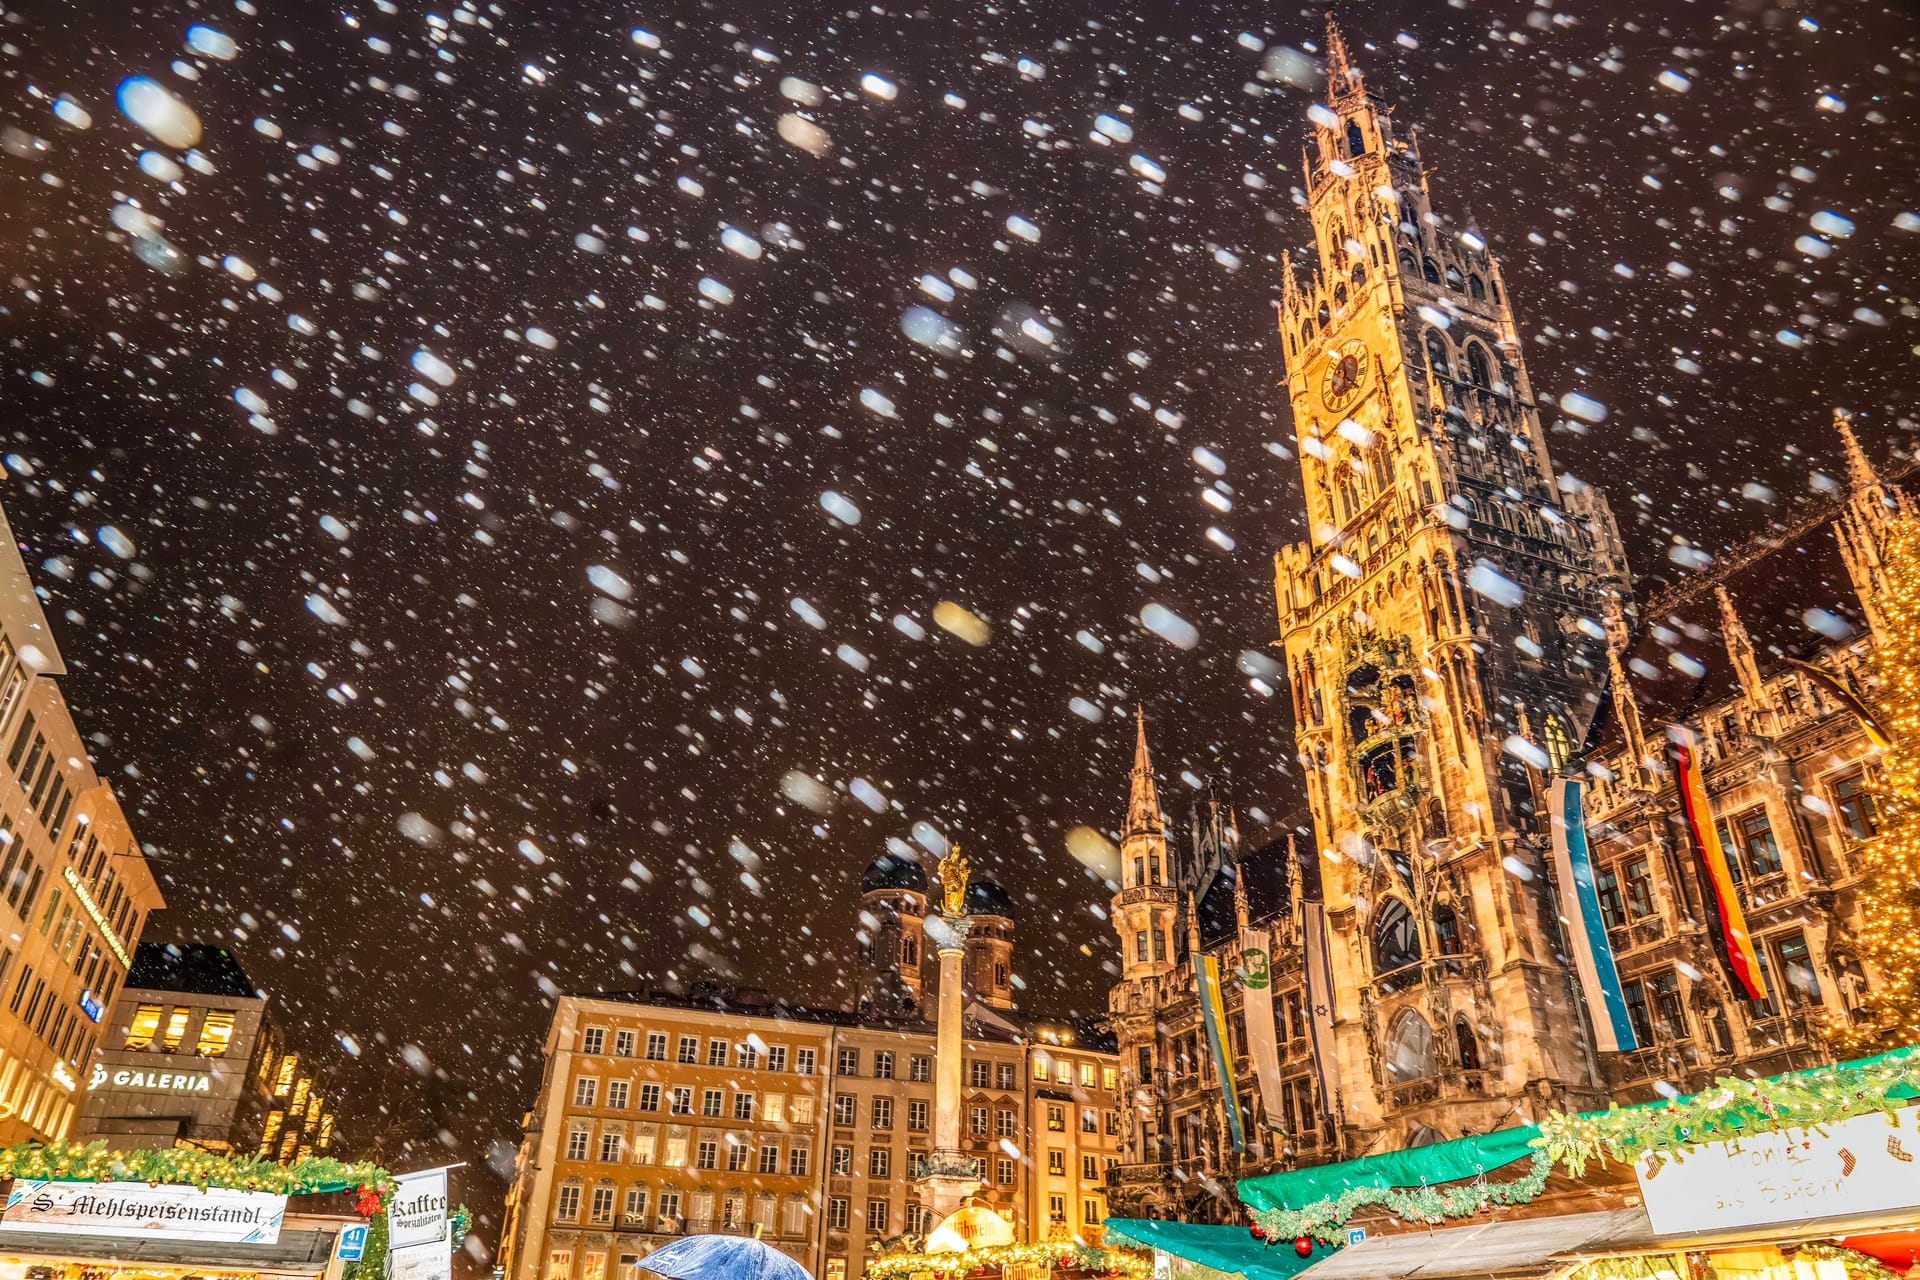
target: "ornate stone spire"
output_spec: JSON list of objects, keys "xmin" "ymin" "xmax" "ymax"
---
[
  {"xmin": 1232, "ymin": 853, "xmax": 1250, "ymax": 932},
  {"xmin": 1184, "ymin": 889, "xmax": 1202, "ymax": 958},
  {"xmin": 1835, "ymin": 407, "xmax": 1880, "ymax": 495},
  {"xmin": 1280, "ymin": 250, "xmax": 1304, "ymax": 317},
  {"xmin": 1716, "ymin": 587, "xmax": 1775, "ymax": 735},
  {"xmin": 1126, "ymin": 707, "xmax": 1163, "ymax": 837},
  {"xmin": 1607, "ymin": 642, "xmax": 1650, "ymax": 789},
  {"xmin": 1324, "ymin": 8, "xmax": 1359, "ymax": 98}
]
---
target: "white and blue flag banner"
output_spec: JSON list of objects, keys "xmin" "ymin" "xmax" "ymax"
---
[{"xmin": 1548, "ymin": 777, "xmax": 1637, "ymax": 1053}]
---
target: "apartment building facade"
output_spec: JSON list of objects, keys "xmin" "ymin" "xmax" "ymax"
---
[
  {"xmin": 0, "ymin": 503, "xmax": 164, "ymax": 1145},
  {"xmin": 500, "ymin": 990, "xmax": 1119, "ymax": 1280}
]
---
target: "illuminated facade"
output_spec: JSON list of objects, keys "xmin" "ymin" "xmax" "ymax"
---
[
  {"xmin": 1104, "ymin": 11, "xmax": 1908, "ymax": 1226},
  {"xmin": 79, "ymin": 942, "xmax": 336, "ymax": 1158},
  {"xmin": 499, "ymin": 992, "xmax": 1119, "ymax": 1280},
  {"xmin": 0, "ymin": 502, "xmax": 164, "ymax": 1145}
]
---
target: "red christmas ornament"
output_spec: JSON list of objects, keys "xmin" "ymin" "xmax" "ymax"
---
[
  {"xmin": 354, "ymin": 1184, "xmax": 383, "ymax": 1218},
  {"xmin": 1249, "ymin": 1225, "xmax": 1266, "ymax": 1242},
  {"xmin": 1293, "ymin": 1236, "xmax": 1313, "ymax": 1258}
]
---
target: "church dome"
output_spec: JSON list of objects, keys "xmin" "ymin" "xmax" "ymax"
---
[
  {"xmin": 860, "ymin": 852, "xmax": 927, "ymax": 895},
  {"xmin": 964, "ymin": 878, "xmax": 1016, "ymax": 918}
]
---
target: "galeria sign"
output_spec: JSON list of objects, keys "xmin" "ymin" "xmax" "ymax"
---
[
  {"xmin": 0, "ymin": 1180, "xmax": 285, "ymax": 1244},
  {"xmin": 1637, "ymin": 1103, "xmax": 1920, "ymax": 1235}
]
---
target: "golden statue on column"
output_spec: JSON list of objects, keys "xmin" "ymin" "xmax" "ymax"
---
[{"xmin": 938, "ymin": 844, "xmax": 970, "ymax": 919}]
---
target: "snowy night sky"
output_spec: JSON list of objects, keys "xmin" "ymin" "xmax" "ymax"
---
[{"xmin": 2, "ymin": 0, "xmax": 1917, "ymax": 1255}]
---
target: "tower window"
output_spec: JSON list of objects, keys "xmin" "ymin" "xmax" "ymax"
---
[
  {"xmin": 1468, "ymin": 275, "xmax": 1487, "ymax": 301},
  {"xmin": 1346, "ymin": 120, "xmax": 1367, "ymax": 156},
  {"xmin": 1467, "ymin": 343, "xmax": 1494, "ymax": 389},
  {"xmin": 1151, "ymin": 929, "xmax": 1167, "ymax": 962},
  {"xmin": 1384, "ymin": 1010, "xmax": 1435, "ymax": 1082},
  {"xmin": 1453, "ymin": 1018, "xmax": 1481, "ymax": 1071},
  {"xmin": 1422, "ymin": 258, "xmax": 1441, "ymax": 284},
  {"xmin": 1424, "ymin": 330, "xmax": 1451, "ymax": 379},
  {"xmin": 1149, "ymin": 855, "xmax": 1161, "ymax": 884},
  {"xmin": 1433, "ymin": 904, "xmax": 1462, "ymax": 957},
  {"xmin": 1372, "ymin": 898, "xmax": 1421, "ymax": 975},
  {"xmin": 1135, "ymin": 931, "xmax": 1148, "ymax": 963},
  {"xmin": 1132, "ymin": 857, "xmax": 1143, "ymax": 885},
  {"xmin": 1317, "ymin": 302, "xmax": 1331, "ymax": 328}
]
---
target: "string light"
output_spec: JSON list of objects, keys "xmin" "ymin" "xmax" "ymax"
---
[
  {"xmin": 1827, "ymin": 518, "xmax": 1920, "ymax": 1050},
  {"xmin": 865, "ymin": 1241, "xmax": 1150, "ymax": 1279},
  {"xmin": 0, "ymin": 1139, "xmax": 394, "ymax": 1199}
]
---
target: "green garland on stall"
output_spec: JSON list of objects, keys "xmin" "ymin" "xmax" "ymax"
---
[
  {"xmin": 1249, "ymin": 1149, "xmax": 1553, "ymax": 1245},
  {"xmin": 344, "ymin": 1199, "xmax": 392, "ymax": 1280},
  {"xmin": 865, "ymin": 1242, "xmax": 1150, "ymax": 1279},
  {"xmin": 1536, "ymin": 1052, "xmax": 1920, "ymax": 1178},
  {"xmin": 0, "ymin": 1140, "xmax": 394, "ymax": 1196}
]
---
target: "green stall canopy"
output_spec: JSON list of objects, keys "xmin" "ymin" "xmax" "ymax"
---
[{"xmin": 1103, "ymin": 1218, "xmax": 1337, "ymax": 1280}]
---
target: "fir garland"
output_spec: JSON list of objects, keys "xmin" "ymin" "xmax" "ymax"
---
[
  {"xmin": 0, "ymin": 1140, "xmax": 394, "ymax": 1197},
  {"xmin": 1536, "ymin": 1051, "xmax": 1920, "ymax": 1178},
  {"xmin": 1249, "ymin": 1150, "xmax": 1553, "ymax": 1244},
  {"xmin": 865, "ymin": 1242, "xmax": 1150, "ymax": 1279}
]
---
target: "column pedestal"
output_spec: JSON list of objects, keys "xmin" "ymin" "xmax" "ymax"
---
[{"xmin": 918, "ymin": 914, "xmax": 982, "ymax": 1224}]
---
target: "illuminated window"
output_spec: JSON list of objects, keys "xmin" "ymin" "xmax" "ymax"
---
[
  {"xmin": 273, "ymin": 1054, "xmax": 299, "ymax": 1098},
  {"xmin": 1031, "ymin": 1055, "xmax": 1049, "ymax": 1081},
  {"xmin": 196, "ymin": 1010, "xmax": 236, "ymax": 1057},
  {"xmin": 124, "ymin": 1004, "xmax": 162, "ymax": 1051},
  {"xmin": 545, "ymin": 1250, "xmax": 573, "ymax": 1280},
  {"xmin": 159, "ymin": 1007, "xmax": 189, "ymax": 1053}
]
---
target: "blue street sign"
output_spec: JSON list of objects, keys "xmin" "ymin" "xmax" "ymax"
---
[
  {"xmin": 338, "ymin": 1224, "xmax": 369, "ymax": 1261},
  {"xmin": 1347, "ymin": 1228, "xmax": 1367, "ymax": 1247}
]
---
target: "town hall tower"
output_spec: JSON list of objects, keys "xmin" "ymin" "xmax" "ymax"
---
[{"xmin": 1272, "ymin": 16, "xmax": 1629, "ymax": 1146}]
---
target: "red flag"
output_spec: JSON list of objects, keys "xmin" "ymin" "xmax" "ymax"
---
[{"xmin": 1671, "ymin": 728, "xmax": 1769, "ymax": 1001}]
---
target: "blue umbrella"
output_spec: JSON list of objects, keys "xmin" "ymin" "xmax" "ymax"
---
[{"xmin": 640, "ymin": 1235, "xmax": 815, "ymax": 1280}]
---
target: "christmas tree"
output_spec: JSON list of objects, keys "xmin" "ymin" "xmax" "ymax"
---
[{"xmin": 1835, "ymin": 516, "xmax": 1920, "ymax": 1048}]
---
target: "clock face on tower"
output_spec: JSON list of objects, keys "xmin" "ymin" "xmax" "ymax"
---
[{"xmin": 1320, "ymin": 337, "xmax": 1370, "ymax": 415}]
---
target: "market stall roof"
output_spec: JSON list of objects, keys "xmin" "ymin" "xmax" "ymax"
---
[
  {"xmin": 1103, "ymin": 1219, "xmax": 1334, "ymax": 1280},
  {"xmin": 1291, "ymin": 1209, "xmax": 1648, "ymax": 1280},
  {"xmin": 1239, "ymin": 1126, "xmax": 1541, "ymax": 1213},
  {"xmin": 0, "ymin": 1225, "xmax": 344, "ymax": 1274}
]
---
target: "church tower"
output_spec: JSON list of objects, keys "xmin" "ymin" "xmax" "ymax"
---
[
  {"xmin": 1833, "ymin": 408, "xmax": 1913, "ymax": 645},
  {"xmin": 1271, "ymin": 15, "xmax": 1625, "ymax": 1146},
  {"xmin": 1112, "ymin": 711, "xmax": 1178, "ymax": 984}
]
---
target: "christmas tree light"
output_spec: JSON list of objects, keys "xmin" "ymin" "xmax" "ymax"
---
[{"xmin": 1831, "ymin": 517, "xmax": 1920, "ymax": 1050}]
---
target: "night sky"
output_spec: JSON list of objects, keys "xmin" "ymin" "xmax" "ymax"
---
[{"xmin": 2, "ymin": 0, "xmax": 1917, "ymax": 1257}]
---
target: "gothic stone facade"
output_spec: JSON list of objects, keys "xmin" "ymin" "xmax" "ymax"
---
[{"xmin": 1104, "ymin": 15, "xmax": 1904, "ymax": 1223}]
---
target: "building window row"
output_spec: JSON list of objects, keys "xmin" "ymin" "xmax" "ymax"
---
[{"xmin": 574, "ymin": 1027, "xmax": 815, "ymax": 1076}]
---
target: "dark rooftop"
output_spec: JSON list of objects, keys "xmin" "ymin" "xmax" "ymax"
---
[{"xmin": 126, "ymin": 942, "xmax": 258, "ymax": 999}]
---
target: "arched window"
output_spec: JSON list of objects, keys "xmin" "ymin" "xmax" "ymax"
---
[
  {"xmin": 1445, "ymin": 265, "xmax": 1464, "ymax": 290},
  {"xmin": 1424, "ymin": 330, "xmax": 1451, "ymax": 379},
  {"xmin": 1373, "ymin": 898, "xmax": 1421, "ymax": 974},
  {"xmin": 1490, "ymin": 278, "xmax": 1502, "ymax": 303},
  {"xmin": 1422, "ymin": 258, "xmax": 1441, "ymax": 284},
  {"xmin": 1352, "ymin": 260, "xmax": 1368, "ymax": 285},
  {"xmin": 1347, "ymin": 120, "xmax": 1367, "ymax": 156},
  {"xmin": 1333, "ymin": 283, "xmax": 1349, "ymax": 308},
  {"xmin": 1398, "ymin": 251, "xmax": 1419, "ymax": 277},
  {"xmin": 1300, "ymin": 321, "xmax": 1315, "ymax": 348},
  {"xmin": 1454, "ymin": 1018, "xmax": 1482, "ymax": 1071},
  {"xmin": 1468, "ymin": 274, "xmax": 1487, "ymax": 300},
  {"xmin": 1544, "ymin": 714, "xmax": 1572, "ymax": 772},
  {"xmin": 1317, "ymin": 301, "xmax": 1331, "ymax": 328},
  {"xmin": 1433, "ymin": 904, "xmax": 1462, "ymax": 956},
  {"xmin": 1384, "ymin": 1010, "xmax": 1435, "ymax": 1082},
  {"xmin": 1467, "ymin": 343, "xmax": 1494, "ymax": 389}
]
